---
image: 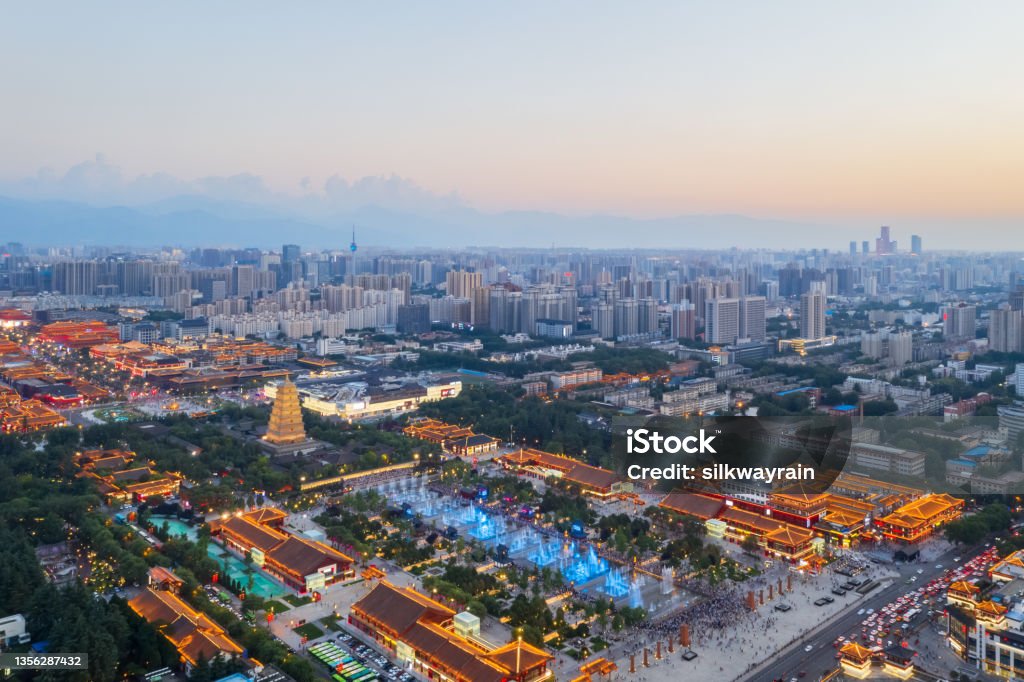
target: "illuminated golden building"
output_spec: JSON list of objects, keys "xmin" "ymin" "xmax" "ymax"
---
[
  {"xmin": 129, "ymin": 587, "xmax": 245, "ymax": 671},
  {"xmin": 874, "ymin": 493, "xmax": 964, "ymax": 543},
  {"xmin": 991, "ymin": 550, "xmax": 1024, "ymax": 582},
  {"xmin": 838, "ymin": 641, "xmax": 873, "ymax": 678},
  {"xmin": 208, "ymin": 509, "xmax": 353, "ymax": 593},
  {"xmin": 349, "ymin": 581, "xmax": 553, "ymax": 682},
  {"xmin": 264, "ymin": 379, "xmax": 306, "ymax": 445}
]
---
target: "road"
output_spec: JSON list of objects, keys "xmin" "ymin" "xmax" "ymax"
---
[{"xmin": 744, "ymin": 542, "xmax": 985, "ymax": 682}]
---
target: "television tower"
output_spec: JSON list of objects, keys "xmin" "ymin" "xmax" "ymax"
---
[{"xmin": 349, "ymin": 225, "xmax": 357, "ymax": 254}]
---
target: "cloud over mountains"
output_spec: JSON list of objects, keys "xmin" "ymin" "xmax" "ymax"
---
[{"xmin": 4, "ymin": 155, "xmax": 1003, "ymax": 252}]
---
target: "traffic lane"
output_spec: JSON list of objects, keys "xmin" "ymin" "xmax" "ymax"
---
[
  {"xmin": 760, "ymin": 542, "xmax": 985, "ymax": 681},
  {"xmin": 758, "ymin": 580, "xmax": 910, "ymax": 681},
  {"xmin": 749, "ymin": 542, "xmax": 985, "ymax": 681}
]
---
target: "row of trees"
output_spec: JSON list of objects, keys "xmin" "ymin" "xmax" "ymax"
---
[
  {"xmin": 945, "ymin": 503, "xmax": 1013, "ymax": 545},
  {"xmin": 0, "ymin": 421, "xmax": 325, "ymax": 682},
  {"xmin": 419, "ymin": 384, "xmax": 613, "ymax": 465},
  {"xmin": 0, "ymin": 527, "xmax": 181, "ymax": 681}
]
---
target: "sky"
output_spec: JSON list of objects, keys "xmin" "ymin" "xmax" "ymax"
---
[{"xmin": 1, "ymin": 2, "xmax": 1023, "ymax": 249}]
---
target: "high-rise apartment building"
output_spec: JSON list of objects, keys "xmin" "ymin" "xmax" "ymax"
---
[
  {"xmin": 282, "ymin": 244, "xmax": 300, "ymax": 264},
  {"xmin": 705, "ymin": 297, "xmax": 740, "ymax": 344},
  {"xmin": 800, "ymin": 283, "xmax": 827, "ymax": 340},
  {"xmin": 614, "ymin": 298, "xmax": 639, "ymax": 337},
  {"xmin": 52, "ymin": 260, "xmax": 98, "ymax": 295},
  {"xmin": 778, "ymin": 266, "xmax": 803, "ymax": 298},
  {"xmin": 670, "ymin": 301, "xmax": 696, "ymax": 340},
  {"xmin": 116, "ymin": 260, "xmax": 153, "ymax": 296},
  {"xmin": 876, "ymin": 225, "xmax": 896, "ymax": 255},
  {"xmin": 941, "ymin": 267, "xmax": 974, "ymax": 291},
  {"xmin": 941, "ymin": 304, "xmax": 977, "ymax": 341},
  {"xmin": 990, "ymin": 307, "xmax": 1024, "ymax": 353},
  {"xmin": 911, "ymin": 235, "xmax": 922, "ymax": 255},
  {"xmin": 889, "ymin": 330, "xmax": 913, "ymax": 366},
  {"xmin": 231, "ymin": 264, "xmax": 255, "ymax": 299},
  {"xmin": 593, "ymin": 302, "xmax": 615, "ymax": 339},
  {"xmin": 445, "ymin": 270, "xmax": 482, "ymax": 299},
  {"xmin": 487, "ymin": 288, "xmax": 522, "ymax": 333},
  {"xmin": 861, "ymin": 331, "xmax": 886, "ymax": 359},
  {"xmin": 739, "ymin": 296, "xmax": 766, "ymax": 341},
  {"xmin": 396, "ymin": 304, "xmax": 431, "ymax": 334},
  {"xmin": 638, "ymin": 297, "xmax": 659, "ymax": 335},
  {"xmin": 1011, "ymin": 287, "xmax": 1024, "ymax": 313}
]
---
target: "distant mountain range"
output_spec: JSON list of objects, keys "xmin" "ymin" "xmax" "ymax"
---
[{"xmin": 0, "ymin": 193, "xmax": 834, "ymax": 250}]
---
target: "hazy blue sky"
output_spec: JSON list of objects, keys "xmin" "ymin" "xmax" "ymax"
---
[{"xmin": 2, "ymin": 2, "xmax": 1023, "ymax": 248}]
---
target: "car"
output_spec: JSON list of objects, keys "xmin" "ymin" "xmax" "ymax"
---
[
  {"xmin": 858, "ymin": 608, "xmax": 866, "ymax": 615},
  {"xmin": 917, "ymin": 569, "xmax": 924, "ymax": 574},
  {"xmin": 935, "ymin": 564, "xmax": 942, "ymax": 569},
  {"xmin": 866, "ymin": 608, "xmax": 874, "ymax": 614},
  {"xmin": 804, "ymin": 644, "xmax": 814, "ymax": 652}
]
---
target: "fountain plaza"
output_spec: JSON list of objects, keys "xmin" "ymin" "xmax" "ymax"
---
[{"xmin": 373, "ymin": 478, "xmax": 690, "ymax": 613}]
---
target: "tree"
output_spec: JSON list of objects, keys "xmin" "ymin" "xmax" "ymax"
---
[
  {"xmin": 741, "ymin": 534, "xmax": 761, "ymax": 555},
  {"xmin": 466, "ymin": 600, "xmax": 487, "ymax": 619}
]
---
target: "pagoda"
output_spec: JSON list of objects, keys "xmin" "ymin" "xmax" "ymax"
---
[{"xmin": 265, "ymin": 380, "xmax": 306, "ymax": 445}]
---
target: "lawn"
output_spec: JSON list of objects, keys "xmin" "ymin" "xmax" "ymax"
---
[
  {"xmin": 320, "ymin": 614, "xmax": 343, "ymax": 632},
  {"xmin": 262, "ymin": 600, "xmax": 290, "ymax": 614},
  {"xmin": 294, "ymin": 622, "xmax": 325, "ymax": 640},
  {"xmin": 284, "ymin": 594, "xmax": 313, "ymax": 607}
]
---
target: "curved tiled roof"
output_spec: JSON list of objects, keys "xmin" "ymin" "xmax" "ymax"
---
[
  {"xmin": 839, "ymin": 640, "xmax": 873, "ymax": 662},
  {"xmin": 879, "ymin": 493, "xmax": 963, "ymax": 528},
  {"xmin": 351, "ymin": 582, "xmax": 455, "ymax": 637},
  {"xmin": 485, "ymin": 639, "xmax": 553, "ymax": 674},
  {"xmin": 659, "ymin": 492, "xmax": 724, "ymax": 520},
  {"xmin": 948, "ymin": 580, "xmax": 980, "ymax": 594},
  {"xmin": 210, "ymin": 515, "xmax": 287, "ymax": 553},
  {"xmin": 352, "ymin": 582, "xmax": 551, "ymax": 682},
  {"xmin": 976, "ymin": 600, "xmax": 1008, "ymax": 616},
  {"xmin": 764, "ymin": 524, "xmax": 814, "ymax": 547},
  {"xmin": 129, "ymin": 588, "xmax": 243, "ymax": 666},
  {"xmin": 266, "ymin": 536, "xmax": 352, "ymax": 578}
]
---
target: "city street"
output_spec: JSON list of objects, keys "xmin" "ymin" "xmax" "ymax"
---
[{"xmin": 746, "ymin": 542, "xmax": 987, "ymax": 682}]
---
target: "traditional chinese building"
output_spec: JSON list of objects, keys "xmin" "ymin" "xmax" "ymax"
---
[
  {"xmin": 990, "ymin": 550, "xmax": 1024, "ymax": 582},
  {"xmin": 129, "ymin": 587, "xmax": 245, "ymax": 672},
  {"xmin": 349, "ymin": 581, "xmax": 554, "ymax": 682},
  {"xmin": 718, "ymin": 506, "xmax": 816, "ymax": 562},
  {"xmin": 946, "ymin": 591, "xmax": 1020, "ymax": 677},
  {"xmin": 403, "ymin": 418, "xmax": 500, "ymax": 456},
  {"xmin": 838, "ymin": 640, "xmax": 874, "ymax": 677},
  {"xmin": 658, "ymin": 492, "xmax": 725, "ymax": 522},
  {"xmin": 264, "ymin": 379, "xmax": 306, "ymax": 445},
  {"xmin": 874, "ymin": 494, "xmax": 964, "ymax": 543},
  {"xmin": 208, "ymin": 508, "xmax": 353, "ymax": 593},
  {"xmin": 497, "ymin": 448, "xmax": 629, "ymax": 500}
]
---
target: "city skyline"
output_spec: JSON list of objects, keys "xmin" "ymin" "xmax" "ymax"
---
[{"xmin": 6, "ymin": 4, "xmax": 1024, "ymax": 682}]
